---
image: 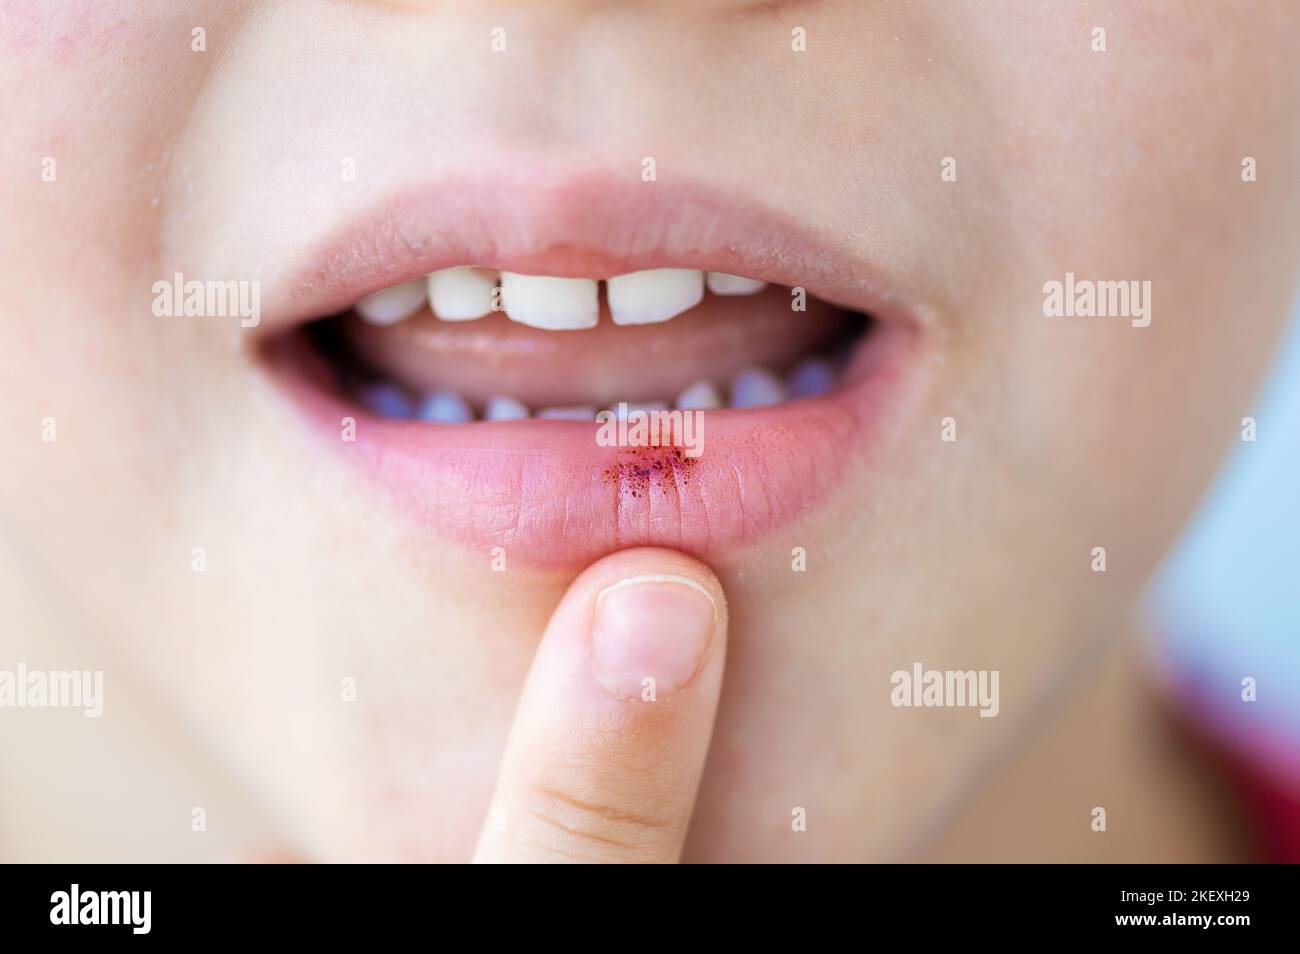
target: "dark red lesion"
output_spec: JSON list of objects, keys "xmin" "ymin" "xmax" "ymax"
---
[{"xmin": 602, "ymin": 446, "xmax": 697, "ymax": 498}]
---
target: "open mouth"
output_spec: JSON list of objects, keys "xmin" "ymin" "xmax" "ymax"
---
[
  {"xmin": 305, "ymin": 268, "xmax": 866, "ymax": 422},
  {"xmin": 257, "ymin": 176, "xmax": 925, "ymax": 570}
]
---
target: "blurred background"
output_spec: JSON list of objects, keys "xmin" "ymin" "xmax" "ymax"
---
[{"xmin": 1149, "ymin": 296, "xmax": 1300, "ymax": 787}]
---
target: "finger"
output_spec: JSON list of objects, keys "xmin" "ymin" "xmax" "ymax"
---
[{"xmin": 472, "ymin": 547, "xmax": 728, "ymax": 863}]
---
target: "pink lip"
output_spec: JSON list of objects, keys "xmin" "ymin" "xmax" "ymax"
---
[
  {"xmin": 262, "ymin": 172, "xmax": 930, "ymax": 570},
  {"xmin": 260, "ymin": 168, "xmax": 925, "ymax": 336}
]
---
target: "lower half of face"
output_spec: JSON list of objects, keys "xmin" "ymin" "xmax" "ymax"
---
[{"xmin": 1, "ymin": 0, "xmax": 1297, "ymax": 858}]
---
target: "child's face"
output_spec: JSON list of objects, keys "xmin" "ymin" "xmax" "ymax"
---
[{"xmin": 2, "ymin": 2, "xmax": 1298, "ymax": 860}]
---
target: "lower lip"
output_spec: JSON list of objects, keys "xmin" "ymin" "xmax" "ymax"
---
[{"xmin": 266, "ymin": 321, "xmax": 920, "ymax": 571}]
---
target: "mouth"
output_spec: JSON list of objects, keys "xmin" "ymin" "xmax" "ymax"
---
[{"xmin": 257, "ymin": 173, "xmax": 926, "ymax": 570}]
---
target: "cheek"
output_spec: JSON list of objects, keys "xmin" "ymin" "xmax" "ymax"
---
[
  {"xmin": 959, "ymin": 6, "xmax": 1292, "ymax": 252},
  {"xmin": 0, "ymin": 1, "xmax": 173, "ymax": 80}
]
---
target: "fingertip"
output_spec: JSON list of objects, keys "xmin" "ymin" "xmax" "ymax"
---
[
  {"xmin": 591, "ymin": 573, "xmax": 718, "ymax": 698},
  {"xmin": 564, "ymin": 547, "xmax": 729, "ymax": 628},
  {"xmin": 560, "ymin": 548, "xmax": 729, "ymax": 700}
]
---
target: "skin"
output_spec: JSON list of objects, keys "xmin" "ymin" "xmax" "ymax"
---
[{"xmin": 1, "ymin": 1, "xmax": 1298, "ymax": 862}]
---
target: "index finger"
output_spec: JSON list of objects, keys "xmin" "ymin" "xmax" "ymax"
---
[{"xmin": 472, "ymin": 547, "xmax": 729, "ymax": 863}]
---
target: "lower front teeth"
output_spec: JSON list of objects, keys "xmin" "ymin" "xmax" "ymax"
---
[
  {"xmin": 484, "ymin": 395, "xmax": 529, "ymax": 421},
  {"xmin": 418, "ymin": 390, "xmax": 474, "ymax": 423},
  {"xmin": 730, "ymin": 366, "xmax": 788, "ymax": 408},
  {"xmin": 674, "ymin": 380, "xmax": 722, "ymax": 410},
  {"xmin": 537, "ymin": 405, "xmax": 599, "ymax": 420},
  {"xmin": 787, "ymin": 358, "xmax": 836, "ymax": 398},
  {"xmin": 355, "ymin": 355, "xmax": 841, "ymax": 422},
  {"xmin": 357, "ymin": 382, "xmax": 416, "ymax": 418},
  {"xmin": 615, "ymin": 401, "xmax": 669, "ymax": 418}
]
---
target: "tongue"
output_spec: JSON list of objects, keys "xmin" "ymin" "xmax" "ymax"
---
[{"xmin": 334, "ymin": 286, "xmax": 852, "ymax": 407}]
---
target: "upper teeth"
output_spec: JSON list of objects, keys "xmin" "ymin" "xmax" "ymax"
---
[
  {"xmin": 356, "ymin": 266, "xmax": 768, "ymax": 330},
  {"xmin": 357, "ymin": 279, "xmax": 428, "ymax": 326},
  {"xmin": 706, "ymin": 272, "xmax": 769, "ymax": 296},
  {"xmin": 500, "ymin": 273, "xmax": 599, "ymax": 330},
  {"xmin": 427, "ymin": 267, "xmax": 497, "ymax": 321},
  {"xmin": 606, "ymin": 268, "xmax": 704, "ymax": 325}
]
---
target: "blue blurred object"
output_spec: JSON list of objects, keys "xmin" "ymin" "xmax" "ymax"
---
[{"xmin": 1149, "ymin": 299, "xmax": 1300, "ymax": 738}]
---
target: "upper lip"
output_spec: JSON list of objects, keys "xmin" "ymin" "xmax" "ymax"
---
[{"xmin": 252, "ymin": 166, "xmax": 925, "ymax": 340}]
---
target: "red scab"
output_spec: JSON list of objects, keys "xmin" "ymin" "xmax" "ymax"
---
[{"xmin": 602, "ymin": 446, "xmax": 697, "ymax": 498}]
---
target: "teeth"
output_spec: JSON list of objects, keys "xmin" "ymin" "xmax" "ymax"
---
[
  {"xmin": 352, "ymin": 267, "xmax": 839, "ymax": 422},
  {"xmin": 359, "ymin": 268, "xmax": 772, "ymax": 329},
  {"xmin": 500, "ymin": 273, "xmax": 599, "ymax": 330},
  {"xmin": 537, "ymin": 405, "xmax": 598, "ymax": 420},
  {"xmin": 417, "ymin": 390, "xmax": 474, "ymax": 423},
  {"xmin": 357, "ymin": 279, "xmax": 428, "ymax": 326},
  {"xmin": 612, "ymin": 401, "xmax": 669, "ymax": 418},
  {"xmin": 607, "ymin": 269, "xmax": 704, "ymax": 325},
  {"xmin": 706, "ymin": 272, "xmax": 768, "ymax": 297},
  {"xmin": 787, "ymin": 358, "xmax": 836, "ymax": 398},
  {"xmin": 730, "ymin": 367, "xmax": 788, "ymax": 409},
  {"xmin": 357, "ymin": 382, "xmax": 415, "ymax": 418},
  {"xmin": 674, "ymin": 380, "xmax": 722, "ymax": 410},
  {"xmin": 484, "ymin": 395, "xmax": 530, "ymax": 421},
  {"xmin": 358, "ymin": 362, "xmax": 836, "ymax": 424},
  {"xmin": 428, "ymin": 267, "xmax": 498, "ymax": 321}
]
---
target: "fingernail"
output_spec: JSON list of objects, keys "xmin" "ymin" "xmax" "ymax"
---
[{"xmin": 591, "ymin": 574, "xmax": 716, "ymax": 699}]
